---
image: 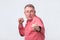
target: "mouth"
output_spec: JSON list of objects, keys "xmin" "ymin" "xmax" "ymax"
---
[{"xmin": 27, "ymin": 17, "xmax": 32, "ymax": 20}]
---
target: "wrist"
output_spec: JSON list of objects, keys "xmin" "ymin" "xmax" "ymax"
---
[{"xmin": 35, "ymin": 26, "xmax": 41, "ymax": 32}]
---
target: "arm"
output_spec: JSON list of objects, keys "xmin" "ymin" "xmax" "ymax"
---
[
  {"xmin": 18, "ymin": 24, "xmax": 25, "ymax": 36},
  {"xmin": 32, "ymin": 18, "xmax": 45, "ymax": 38},
  {"xmin": 18, "ymin": 18, "xmax": 25, "ymax": 36},
  {"xmin": 37, "ymin": 18, "xmax": 45, "ymax": 37},
  {"xmin": 32, "ymin": 18, "xmax": 45, "ymax": 33}
]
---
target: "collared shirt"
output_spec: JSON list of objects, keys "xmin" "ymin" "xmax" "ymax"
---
[{"xmin": 18, "ymin": 16, "xmax": 45, "ymax": 40}]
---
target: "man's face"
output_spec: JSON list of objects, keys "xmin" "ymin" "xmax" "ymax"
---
[{"xmin": 24, "ymin": 7, "xmax": 36, "ymax": 20}]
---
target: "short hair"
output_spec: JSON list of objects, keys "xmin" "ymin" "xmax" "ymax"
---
[{"xmin": 24, "ymin": 4, "xmax": 35, "ymax": 9}]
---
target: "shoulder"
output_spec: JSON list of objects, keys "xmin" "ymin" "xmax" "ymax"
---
[
  {"xmin": 33, "ymin": 16, "xmax": 43, "ymax": 22},
  {"xmin": 32, "ymin": 16, "xmax": 44, "ymax": 27}
]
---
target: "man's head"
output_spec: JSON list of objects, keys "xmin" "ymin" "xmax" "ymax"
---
[{"xmin": 24, "ymin": 4, "xmax": 36, "ymax": 20}]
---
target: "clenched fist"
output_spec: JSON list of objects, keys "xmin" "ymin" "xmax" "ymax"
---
[
  {"xmin": 18, "ymin": 18, "xmax": 24, "ymax": 24},
  {"xmin": 32, "ymin": 24, "xmax": 41, "ymax": 32}
]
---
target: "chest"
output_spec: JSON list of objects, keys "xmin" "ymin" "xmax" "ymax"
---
[{"xmin": 25, "ymin": 21, "xmax": 35, "ymax": 33}]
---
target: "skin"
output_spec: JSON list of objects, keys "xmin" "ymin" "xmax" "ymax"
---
[
  {"xmin": 18, "ymin": 6, "xmax": 36, "ymax": 24},
  {"xmin": 18, "ymin": 6, "xmax": 40, "ymax": 32},
  {"xmin": 24, "ymin": 7, "xmax": 36, "ymax": 20}
]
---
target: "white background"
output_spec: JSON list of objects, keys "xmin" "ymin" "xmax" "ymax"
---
[{"xmin": 0, "ymin": 0, "xmax": 60, "ymax": 40}]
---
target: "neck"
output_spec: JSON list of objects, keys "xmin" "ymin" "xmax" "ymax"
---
[{"xmin": 27, "ymin": 15, "xmax": 36, "ymax": 21}]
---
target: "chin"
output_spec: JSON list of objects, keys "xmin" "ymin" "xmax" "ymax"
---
[{"xmin": 27, "ymin": 18, "xmax": 32, "ymax": 20}]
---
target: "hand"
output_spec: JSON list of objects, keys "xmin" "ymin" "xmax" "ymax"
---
[
  {"xmin": 18, "ymin": 18, "xmax": 24, "ymax": 24},
  {"xmin": 32, "ymin": 24, "xmax": 40, "ymax": 32}
]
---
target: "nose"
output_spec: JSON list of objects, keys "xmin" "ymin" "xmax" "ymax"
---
[
  {"xmin": 26, "ymin": 11, "xmax": 31, "ymax": 16},
  {"xmin": 28, "ymin": 11, "xmax": 31, "ymax": 13},
  {"xmin": 29, "ymin": 12, "xmax": 31, "ymax": 16}
]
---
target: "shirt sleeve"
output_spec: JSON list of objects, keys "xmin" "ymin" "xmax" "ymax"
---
[
  {"xmin": 18, "ymin": 24, "xmax": 25, "ymax": 36},
  {"xmin": 35, "ymin": 18, "xmax": 45, "ymax": 36}
]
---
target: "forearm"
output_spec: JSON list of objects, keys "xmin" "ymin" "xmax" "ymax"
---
[{"xmin": 18, "ymin": 24, "xmax": 25, "ymax": 36}]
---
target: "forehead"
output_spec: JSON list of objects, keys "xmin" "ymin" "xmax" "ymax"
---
[{"xmin": 24, "ymin": 7, "xmax": 34, "ymax": 11}]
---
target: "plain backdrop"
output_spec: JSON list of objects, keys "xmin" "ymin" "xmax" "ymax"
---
[{"xmin": 0, "ymin": 0, "xmax": 60, "ymax": 40}]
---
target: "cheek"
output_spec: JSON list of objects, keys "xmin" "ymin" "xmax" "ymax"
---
[
  {"xmin": 25, "ymin": 13, "xmax": 29, "ymax": 17},
  {"xmin": 31, "ymin": 13, "xmax": 35, "ymax": 16}
]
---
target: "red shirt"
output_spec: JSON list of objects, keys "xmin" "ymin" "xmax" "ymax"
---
[{"xmin": 18, "ymin": 16, "xmax": 45, "ymax": 40}]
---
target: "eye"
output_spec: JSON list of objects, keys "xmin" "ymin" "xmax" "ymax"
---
[
  {"xmin": 30, "ymin": 10, "xmax": 34, "ymax": 12},
  {"xmin": 24, "ymin": 10, "xmax": 34, "ymax": 13},
  {"xmin": 25, "ymin": 11, "xmax": 29, "ymax": 13}
]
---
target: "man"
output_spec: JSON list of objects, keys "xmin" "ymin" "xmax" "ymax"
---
[{"xmin": 18, "ymin": 4, "xmax": 45, "ymax": 40}]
